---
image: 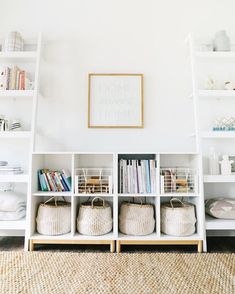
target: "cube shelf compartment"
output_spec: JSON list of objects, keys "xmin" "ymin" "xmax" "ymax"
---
[{"xmin": 28, "ymin": 152, "xmax": 204, "ymax": 253}]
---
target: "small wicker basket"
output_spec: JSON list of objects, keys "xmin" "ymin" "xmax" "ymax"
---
[
  {"xmin": 119, "ymin": 198, "xmax": 155, "ymax": 236},
  {"xmin": 77, "ymin": 197, "xmax": 113, "ymax": 236},
  {"xmin": 36, "ymin": 197, "xmax": 71, "ymax": 236},
  {"xmin": 161, "ymin": 198, "xmax": 196, "ymax": 237}
]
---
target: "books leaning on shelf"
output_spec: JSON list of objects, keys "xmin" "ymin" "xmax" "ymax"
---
[
  {"xmin": 38, "ymin": 169, "xmax": 72, "ymax": 192},
  {"xmin": 119, "ymin": 159, "xmax": 157, "ymax": 194},
  {"xmin": 0, "ymin": 65, "xmax": 28, "ymax": 90}
]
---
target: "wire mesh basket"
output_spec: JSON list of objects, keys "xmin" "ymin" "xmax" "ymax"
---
[
  {"xmin": 160, "ymin": 168, "xmax": 198, "ymax": 194},
  {"xmin": 75, "ymin": 168, "xmax": 113, "ymax": 194}
]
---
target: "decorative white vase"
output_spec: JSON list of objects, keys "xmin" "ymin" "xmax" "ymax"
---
[
  {"xmin": 209, "ymin": 147, "xmax": 220, "ymax": 175},
  {"xmin": 213, "ymin": 30, "xmax": 230, "ymax": 52},
  {"xmin": 219, "ymin": 154, "xmax": 233, "ymax": 175}
]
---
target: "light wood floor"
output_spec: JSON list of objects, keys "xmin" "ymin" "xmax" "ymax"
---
[{"xmin": 0, "ymin": 237, "xmax": 235, "ymax": 252}]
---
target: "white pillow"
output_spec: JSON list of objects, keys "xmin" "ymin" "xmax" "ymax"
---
[{"xmin": 205, "ymin": 198, "xmax": 235, "ymax": 219}]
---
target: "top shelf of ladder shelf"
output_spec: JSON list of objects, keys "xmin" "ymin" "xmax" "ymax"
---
[{"xmin": 0, "ymin": 51, "xmax": 37, "ymax": 62}]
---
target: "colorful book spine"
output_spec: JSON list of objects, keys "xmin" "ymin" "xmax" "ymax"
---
[
  {"xmin": 62, "ymin": 169, "xmax": 71, "ymax": 190},
  {"xmin": 38, "ymin": 170, "xmax": 47, "ymax": 191},
  {"xmin": 145, "ymin": 160, "xmax": 151, "ymax": 193}
]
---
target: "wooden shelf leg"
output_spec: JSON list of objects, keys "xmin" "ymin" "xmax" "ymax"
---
[
  {"xmin": 110, "ymin": 240, "xmax": 115, "ymax": 253},
  {"xmin": 198, "ymin": 240, "xmax": 203, "ymax": 253},
  {"xmin": 116, "ymin": 241, "xmax": 121, "ymax": 253},
  {"xmin": 29, "ymin": 240, "xmax": 34, "ymax": 252}
]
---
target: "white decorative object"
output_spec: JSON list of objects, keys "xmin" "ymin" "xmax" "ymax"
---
[
  {"xmin": 205, "ymin": 198, "xmax": 235, "ymax": 219},
  {"xmin": 161, "ymin": 198, "xmax": 196, "ymax": 237},
  {"xmin": 200, "ymin": 43, "xmax": 213, "ymax": 52},
  {"xmin": 9, "ymin": 119, "xmax": 22, "ymax": 131},
  {"xmin": 4, "ymin": 31, "xmax": 24, "ymax": 52},
  {"xmin": 213, "ymin": 117, "xmax": 235, "ymax": 131},
  {"xmin": 77, "ymin": 197, "xmax": 112, "ymax": 236},
  {"xmin": 208, "ymin": 147, "xmax": 220, "ymax": 175},
  {"xmin": 88, "ymin": 74, "xmax": 143, "ymax": 128},
  {"xmin": 36, "ymin": 197, "xmax": 71, "ymax": 236},
  {"xmin": 219, "ymin": 155, "xmax": 233, "ymax": 175},
  {"xmin": 224, "ymin": 81, "xmax": 234, "ymax": 90},
  {"xmin": 213, "ymin": 30, "xmax": 231, "ymax": 52},
  {"xmin": 119, "ymin": 199, "xmax": 155, "ymax": 236},
  {"xmin": 204, "ymin": 76, "xmax": 216, "ymax": 90}
]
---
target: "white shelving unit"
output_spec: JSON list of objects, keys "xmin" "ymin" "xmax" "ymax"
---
[
  {"xmin": 0, "ymin": 34, "xmax": 41, "ymax": 249},
  {"xmin": 28, "ymin": 152, "xmax": 204, "ymax": 253},
  {"xmin": 188, "ymin": 34, "xmax": 235, "ymax": 250}
]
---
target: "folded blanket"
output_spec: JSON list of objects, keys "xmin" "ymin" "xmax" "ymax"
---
[
  {"xmin": 0, "ymin": 206, "xmax": 26, "ymax": 220},
  {"xmin": 0, "ymin": 191, "xmax": 26, "ymax": 212}
]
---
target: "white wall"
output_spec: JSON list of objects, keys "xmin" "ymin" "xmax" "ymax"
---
[{"xmin": 1, "ymin": 0, "xmax": 235, "ymax": 152}]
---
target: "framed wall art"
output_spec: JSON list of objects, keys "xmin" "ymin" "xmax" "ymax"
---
[{"xmin": 88, "ymin": 73, "xmax": 144, "ymax": 128}]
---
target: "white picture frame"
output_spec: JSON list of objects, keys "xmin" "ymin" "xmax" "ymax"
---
[{"xmin": 88, "ymin": 73, "xmax": 144, "ymax": 128}]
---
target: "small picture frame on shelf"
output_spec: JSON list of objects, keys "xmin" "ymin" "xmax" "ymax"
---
[
  {"xmin": 228, "ymin": 155, "xmax": 235, "ymax": 173},
  {"xmin": 88, "ymin": 73, "xmax": 144, "ymax": 128}
]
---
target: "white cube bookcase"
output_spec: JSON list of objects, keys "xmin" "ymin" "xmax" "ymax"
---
[{"xmin": 27, "ymin": 151, "xmax": 205, "ymax": 253}]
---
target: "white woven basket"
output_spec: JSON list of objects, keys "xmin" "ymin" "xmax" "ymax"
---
[
  {"xmin": 161, "ymin": 198, "xmax": 196, "ymax": 237},
  {"xmin": 77, "ymin": 197, "xmax": 112, "ymax": 236},
  {"xmin": 119, "ymin": 199, "xmax": 155, "ymax": 236},
  {"xmin": 36, "ymin": 197, "xmax": 71, "ymax": 236}
]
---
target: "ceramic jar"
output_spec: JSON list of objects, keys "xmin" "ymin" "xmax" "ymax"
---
[{"xmin": 213, "ymin": 30, "xmax": 230, "ymax": 52}]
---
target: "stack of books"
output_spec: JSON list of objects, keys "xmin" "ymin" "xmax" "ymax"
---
[
  {"xmin": 38, "ymin": 169, "xmax": 71, "ymax": 192},
  {"xmin": 119, "ymin": 159, "xmax": 157, "ymax": 194},
  {"xmin": 0, "ymin": 163, "xmax": 23, "ymax": 175},
  {"xmin": 0, "ymin": 66, "xmax": 26, "ymax": 90}
]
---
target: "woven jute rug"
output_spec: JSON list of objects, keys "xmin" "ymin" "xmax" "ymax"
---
[{"xmin": 0, "ymin": 252, "xmax": 234, "ymax": 294}]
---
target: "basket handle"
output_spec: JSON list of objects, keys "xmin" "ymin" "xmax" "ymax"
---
[
  {"xmin": 43, "ymin": 196, "xmax": 67, "ymax": 207},
  {"xmin": 44, "ymin": 196, "xmax": 57, "ymax": 206},
  {"xmin": 91, "ymin": 197, "xmax": 105, "ymax": 208},
  {"xmin": 131, "ymin": 197, "xmax": 143, "ymax": 206},
  {"xmin": 170, "ymin": 198, "xmax": 185, "ymax": 208}
]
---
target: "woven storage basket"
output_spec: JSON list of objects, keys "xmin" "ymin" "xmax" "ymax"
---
[
  {"xmin": 161, "ymin": 198, "xmax": 196, "ymax": 237},
  {"xmin": 77, "ymin": 197, "xmax": 112, "ymax": 236},
  {"xmin": 119, "ymin": 199, "xmax": 155, "ymax": 236},
  {"xmin": 36, "ymin": 197, "xmax": 71, "ymax": 236}
]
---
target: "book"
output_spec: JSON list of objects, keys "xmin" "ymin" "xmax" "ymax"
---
[
  {"xmin": 141, "ymin": 160, "xmax": 147, "ymax": 193},
  {"xmin": 0, "ymin": 67, "xmax": 6, "ymax": 90},
  {"xmin": 38, "ymin": 170, "xmax": 46, "ymax": 191},
  {"xmin": 119, "ymin": 159, "xmax": 123, "ymax": 193},
  {"xmin": 150, "ymin": 160, "xmax": 156, "ymax": 193},
  {"xmin": 145, "ymin": 160, "xmax": 151, "ymax": 193},
  {"xmin": 123, "ymin": 160, "xmax": 127, "ymax": 193},
  {"xmin": 133, "ymin": 160, "xmax": 138, "ymax": 193},
  {"xmin": 62, "ymin": 169, "xmax": 71, "ymax": 190},
  {"xmin": 19, "ymin": 71, "xmax": 25, "ymax": 90},
  {"xmin": 9, "ymin": 66, "xmax": 18, "ymax": 90},
  {"xmin": 61, "ymin": 174, "xmax": 70, "ymax": 191},
  {"xmin": 42, "ymin": 173, "xmax": 50, "ymax": 191},
  {"xmin": 137, "ymin": 160, "xmax": 143, "ymax": 193}
]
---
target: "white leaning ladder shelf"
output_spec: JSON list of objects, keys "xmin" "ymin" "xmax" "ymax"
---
[
  {"xmin": 0, "ymin": 33, "xmax": 42, "ymax": 251},
  {"xmin": 188, "ymin": 33, "xmax": 235, "ymax": 251}
]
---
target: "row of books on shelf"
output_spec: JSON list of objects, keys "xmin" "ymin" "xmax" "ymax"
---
[
  {"xmin": 38, "ymin": 169, "xmax": 71, "ymax": 192},
  {"xmin": 0, "ymin": 66, "xmax": 27, "ymax": 90},
  {"xmin": 119, "ymin": 159, "xmax": 157, "ymax": 194}
]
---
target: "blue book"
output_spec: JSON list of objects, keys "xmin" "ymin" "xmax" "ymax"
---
[
  {"xmin": 62, "ymin": 169, "xmax": 71, "ymax": 190},
  {"xmin": 145, "ymin": 160, "xmax": 151, "ymax": 193},
  {"xmin": 38, "ymin": 170, "xmax": 47, "ymax": 191},
  {"xmin": 61, "ymin": 174, "xmax": 69, "ymax": 191}
]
